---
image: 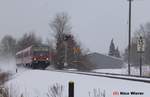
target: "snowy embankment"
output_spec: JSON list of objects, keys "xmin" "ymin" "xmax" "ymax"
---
[
  {"xmin": 0, "ymin": 57, "xmax": 17, "ymax": 74},
  {"xmin": 0, "ymin": 56, "xmax": 30, "ymax": 75},
  {"xmin": 93, "ymin": 68, "xmax": 127, "ymax": 74},
  {"xmin": 5, "ymin": 70, "xmax": 150, "ymax": 97}
]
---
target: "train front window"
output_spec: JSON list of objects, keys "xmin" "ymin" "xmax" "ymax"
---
[
  {"xmin": 33, "ymin": 47, "xmax": 49, "ymax": 56},
  {"xmin": 33, "ymin": 51, "xmax": 49, "ymax": 56}
]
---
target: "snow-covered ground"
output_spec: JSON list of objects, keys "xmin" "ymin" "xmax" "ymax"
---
[
  {"xmin": 0, "ymin": 58, "xmax": 150, "ymax": 97},
  {"xmin": 5, "ymin": 70, "xmax": 150, "ymax": 97},
  {"xmin": 93, "ymin": 68, "xmax": 127, "ymax": 74}
]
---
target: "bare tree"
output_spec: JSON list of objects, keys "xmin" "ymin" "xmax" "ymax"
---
[
  {"xmin": 50, "ymin": 12, "xmax": 96, "ymax": 70},
  {"xmin": 0, "ymin": 35, "xmax": 16, "ymax": 56},
  {"xmin": 50, "ymin": 12, "xmax": 73, "ymax": 69},
  {"xmin": 17, "ymin": 32, "xmax": 42, "ymax": 51},
  {"xmin": 47, "ymin": 83, "xmax": 64, "ymax": 97},
  {"xmin": 88, "ymin": 88, "xmax": 105, "ymax": 97},
  {"xmin": 50, "ymin": 12, "xmax": 72, "ymax": 39}
]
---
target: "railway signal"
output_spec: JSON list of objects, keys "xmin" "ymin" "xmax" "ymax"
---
[
  {"xmin": 72, "ymin": 47, "xmax": 81, "ymax": 65},
  {"xmin": 64, "ymin": 34, "xmax": 71, "ymax": 41},
  {"xmin": 137, "ymin": 36, "xmax": 145, "ymax": 53},
  {"xmin": 73, "ymin": 47, "xmax": 80, "ymax": 54},
  {"xmin": 137, "ymin": 35, "xmax": 145, "ymax": 76}
]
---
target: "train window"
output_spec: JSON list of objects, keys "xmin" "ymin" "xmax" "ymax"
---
[
  {"xmin": 28, "ymin": 51, "xmax": 30, "ymax": 56},
  {"xmin": 16, "ymin": 54, "xmax": 19, "ymax": 58},
  {"xmin": 20, "ymin": 53, "xmax": 23, "ymax": 58},
  {"xmin": 33, "ymin": 47, "xmax": 49, "ymax": 52},
  {"xmin": 16, "ymin": 53, "xmax": 21, "ymax": 58},
  {"xmin": 24, "ymin": 51, "xmax": 29, "ymax": 57}
]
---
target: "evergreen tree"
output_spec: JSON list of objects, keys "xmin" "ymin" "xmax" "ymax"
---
[
  {"xmin": 108, "ymin": 39, "xmax": 115, "ymax": 56},
  {"xmin": 115, "ymin": 47, "xmax": 121, "ymax": 58}
]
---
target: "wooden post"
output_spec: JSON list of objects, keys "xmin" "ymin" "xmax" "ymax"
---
[{"xmin": 69, "ymin": 81, "xmax": 74, "ymax": 97}]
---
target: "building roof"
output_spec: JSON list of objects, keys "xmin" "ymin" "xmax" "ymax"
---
[{"xmin": 86, "ymin": 52, "xmax": 124, "ymax": 69}]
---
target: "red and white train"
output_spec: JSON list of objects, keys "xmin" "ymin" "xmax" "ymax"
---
[{"xmin": 16, "ymin": 45, "xmax": 50, "ymax": 69}]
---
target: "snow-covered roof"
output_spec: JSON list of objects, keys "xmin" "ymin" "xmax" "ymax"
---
[{"xmin": 86, "ymin": 52, "xmax": 124, "ymax": 69}]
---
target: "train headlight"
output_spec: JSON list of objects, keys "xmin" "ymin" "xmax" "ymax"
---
[{"xmin": 33, "ymin": 58, "xmax": 36, "ymax": 61}]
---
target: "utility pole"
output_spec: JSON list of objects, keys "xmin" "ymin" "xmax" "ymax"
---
[
  {"xmin": 139, "ymin": 52, "xmax": 142, "ymax": 76},
  {"xmin": 64, "ymin": 41, "xmax": 68, "ymax": 67},
  {"xmin": 128, "ymin": 0, "xmax": 133, "ymax": 75},
  {"xmin": 68, "ymin": 81, "xmax": 74, "ymax": 97}
]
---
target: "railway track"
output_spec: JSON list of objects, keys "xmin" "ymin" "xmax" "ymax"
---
[
  {"xmin": 2, "ymin": 67, "xmax": 150, "ymax": 85},
  {"xmin": 48, "ymin": 69, "xmax": 150, "ymax": 83}
]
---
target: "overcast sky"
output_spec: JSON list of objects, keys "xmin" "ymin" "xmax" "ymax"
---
[{"xmin": 0, "ymin": 0, "xmax": 150, "ymax": 54}]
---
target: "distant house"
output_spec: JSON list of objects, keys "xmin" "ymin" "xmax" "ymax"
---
[{"xmin": 86, "ymin": 52, "xmax": 124, "ymax": 69}]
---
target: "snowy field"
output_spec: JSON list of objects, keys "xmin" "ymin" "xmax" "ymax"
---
[{"xmin": 5, "ymin": 70, "xmax": 150, "ymax": 97}]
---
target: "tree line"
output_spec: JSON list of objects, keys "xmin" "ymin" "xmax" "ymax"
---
[{"xmin": 0, "ymin": 32, "xmax": 42, "ymax": 57}]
